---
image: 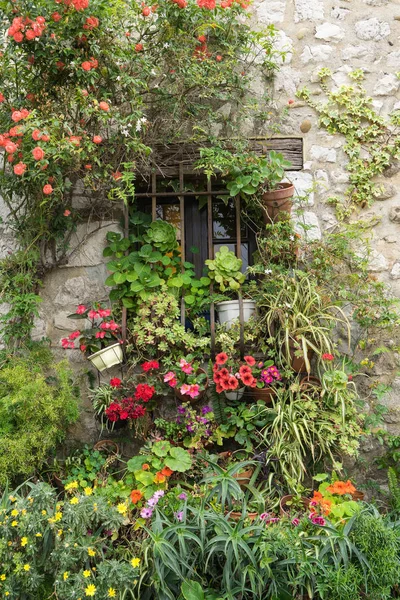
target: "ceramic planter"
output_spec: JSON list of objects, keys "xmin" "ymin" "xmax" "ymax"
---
[
  {"xmin": 252, "ymin": 386, "xmax": 276, "ymax": 404},
  {"xmin": 262, "ymin": 183, "xmax": 295, "ymax": 224},
  {"xmin": 88, "ymin": 342, "xmax": 123, "ymax": 372},
  {"xmin": 216, "ymin": 299, "xmax": 256, "ymax": 329},
  {"xmin": 174, "ymin": 368, "xmax": 209, "ymax": 404},
  {"xmin": 225, "ymin": 387, "xmax": 246, "ymax": 402}
]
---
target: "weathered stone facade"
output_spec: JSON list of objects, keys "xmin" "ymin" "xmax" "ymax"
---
[{"xmin": 1, "ymin": 0, "xmax": 399, "ymax": 466}]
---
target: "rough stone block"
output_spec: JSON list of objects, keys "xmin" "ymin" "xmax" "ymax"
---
[
  {"xmin": 294, "ymin": 0, "xmax": 324, "ymax": 22},
  {"xmin": 315, "ymin": 22, "xmax": 345, "ymax": 42},
  {"xmin": 309, "ymin": 145, "xmax": 337, "ymax": 163},
  {"xmin": 390, "ymin": 263, "xmax": 400, "ymax": 280},
  {"xmin": 255, "ymin": 0, "xmax": 286, "ymax": 23},
  {"xmin": 355, "ymin": 18, "xmax": 390, "ymax": 41},
  {"xmin": 287, "ymin": 171, "xmax": 314, "ymax": 206},
  {"xmin": 342, "ymin": 45, "xmax": 370, "ymax": 60},
  {"xmin": 368, "ymin": 249, "xmax": 389, "ymax": 272},
  {"xmin": 293, "ymin": 211, "xmax": 321, "ymax": 241},
  {"xmin": 65, "ymin": 221, "xmax": 121, "ymax": 268},
  {"xmin": 389, "ymin": 205, "xmax": 400, "ymax": 223},
  {"xmin": 374, "ymin": 74, "xmax": 400, "ymax": 97},
  {"xmin": 300, "ymin": 44, "xmax": 334, "ymax": 64}
]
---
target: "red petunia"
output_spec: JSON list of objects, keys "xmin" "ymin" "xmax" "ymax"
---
[
  {"xmin": 239, "ymin": 365, "xmax": 251, "ymax": 377},
  {"xmin": 213, "ymin": 371, "xmax": 222, "ymax": 383},
  {"xmin": 215, "ymin": 352, "xmax": 228, "ymax": 365},
  {"xmin": 241, "ymin": 372, "xmax": 254, "ymax": 386},
  {"xmin": 244, "ymin": 355, "xmax": 256, "ymax": 366},
  {"xmin": 219, "ymin": 367, "xmax": 229, "ymax": 379},
  {"xmin": 228, "ymin": 376, "xmax": 239, "ymax": 390}
]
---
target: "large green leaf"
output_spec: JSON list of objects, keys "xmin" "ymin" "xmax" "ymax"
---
[
  {"xmin": 165, "ymin": 447, "xmax": 192, "ymax": 472},
  {"xmin": 181, "ymin": 581, "xmax": 204, "ymax": 600},
  {"xmin": 134, "ymin": 470, "xmax": 155, "ymax": 486},
  {"xmin": 152, "ymin": 441, "xmax": 171, "ymax": 457},
  {"xmin": 114, "ymin": 272, "xmax": 127, "ymax": 285},
  {"xmin": 127, "ymin": 455, "xmax": 148, "ymax": 472}
]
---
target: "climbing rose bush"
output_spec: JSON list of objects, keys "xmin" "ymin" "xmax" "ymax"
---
[{"xmin": 0, "ymin": 0, "xmax": 282, "ymax": 243}]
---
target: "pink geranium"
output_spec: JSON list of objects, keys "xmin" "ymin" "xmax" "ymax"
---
[
  {"xmin": 76, "ymin": 304, "xmax": 87, "ymax": 315},
  {"xmin": 179, "ymin": 384, "xmax": 191, "ymax": 395},
  {"xmin": 188, "ymin": 384, "xmax": 200, "ymax": 398},
  {"xmin": 179, "ymin": 358, "xmax": 193, "ymax": 374}
]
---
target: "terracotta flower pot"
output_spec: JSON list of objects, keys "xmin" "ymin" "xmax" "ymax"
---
[
  {"xmin": 233, "ymin": 467, "xmax": 254, "ymax": 488},
  {"xmin": 94, "ymin": 439, "xmax": 120, "ymax": 455},
  {"xmin": 279, "ymin": 494, "xmax": 310, "ymax": 517},
  {"xmin": 174, "ymin": 368, "xmax": 209, "ymax": 404},
  {"xmin": 262, "ymin": 183, "xmax": 295, "ymax": 224},
  {"xmin": 252, "ymin": 386, "xmax": 276, "ymax": 404},
  {"xmin": 351, "ymin": 491, "xmax": 365, "ymax": 502},
  {"xmin": 226, "ymin": 511, "xmax": 259, "ymax": 522},
  {"xmin": 299, "ymin": 376, "xmax": 321, "ymax": 392},
  {"xmin": 289, "ymin": 344, "xmax": 313, "ymax": 374}
]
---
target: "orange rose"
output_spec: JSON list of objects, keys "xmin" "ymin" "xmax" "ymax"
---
[{"xmin": 130, "ymin": 490, "xmax": 143, "ymax": 504}]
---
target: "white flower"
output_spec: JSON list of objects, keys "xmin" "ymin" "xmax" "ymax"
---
[
  {"xmin": 163, "ymin": 43, "xmax": 170, "ymax": 48},
  {"xmin": 264, "ymin": 269, "xmax": 272, "ymax": 275}
]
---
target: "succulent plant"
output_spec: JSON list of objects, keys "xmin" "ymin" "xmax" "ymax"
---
[
  {"xmin": 205, "ymin": 246, "xmax": 246, "ymax": 292},
  {"xmin": 143, "ymin": 220, "xmax": 178, "ymax": 253}
]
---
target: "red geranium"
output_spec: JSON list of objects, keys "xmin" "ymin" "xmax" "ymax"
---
[
  {"xmin": 141, "ymin": 360, "xmax": 159, "ymax": 372},
  {"xmin": 135, "ymin": 383, "xmax": 155, "ymax": 402},
  {"xmin": 110, "ymin": 377, "xmax": 122, "ymax": 388},
  {"xmin": 322, "ymin": 353, "xmax": 334, "ymax": 361}
]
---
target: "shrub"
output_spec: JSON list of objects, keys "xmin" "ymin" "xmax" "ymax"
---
[{"xmin": 0, "ymin": 350, "xmax": 79, "ymax": 486}]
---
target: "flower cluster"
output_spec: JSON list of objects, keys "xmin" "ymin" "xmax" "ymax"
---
[
  {"xmin": 8, "ymin": 15, "xmax": 46, "ymax": 43},
  {"xmin": 326, "ymin": 480, "xmax": 356, "ymax": 496},
  {"xmin": 163, "ymin": 356, "xmax": 207, "ymax": 399},
  {"xmin": 140, "ymin": 490, "xmax": 165, "ymax": 519},
  {"xmin": 61, "ymin": 303, "xmax": 120, "ymax": 354},
  {"xmin": 105, "ymin": 398, "xmax": 146, "ymax": 422},
  {"xmin": 212, "ymin": 353, "xmax": 281, "ymax": 393},
  {"xmin": 308, "ymin": 511, "xmax": 326, "ymax": 527}
]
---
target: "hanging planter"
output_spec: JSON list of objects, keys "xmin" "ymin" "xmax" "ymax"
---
[
  {"xmin": 262, "ymin": 183, "xmax": 295, "ymax": 224},
  {"xmin": 216, "ymin": 299, "xmax": 256, "ymax": 329},
  {"xmin": 88, "ymin": 342, "xmax": 123, "ymax": 372}
]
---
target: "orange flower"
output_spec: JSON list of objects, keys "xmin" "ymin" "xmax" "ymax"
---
[
  {"xmin": 154, "ymin": 472, "xmax": 166, "ymax": 484},
  {"xmin": 320, "ymin": 499, "xmax": 332, "ymax": 515},
  {"xmin": 326, "ymin": 480, "xmax": 356, "ymax": 496},
  {"xmin": 142, "ymin": 463, "xmax": 150, "ymax": 471},
  {"xmin": 313, "ymin": 491, "xmax": 323, "ymax": 502},
  {"xmin": 160, "ymin": 467, "xmax": 173, "ymax": 477},
  {"xmin": 130, "ymin": 490, "xmax": 143, "ymax": 504}
]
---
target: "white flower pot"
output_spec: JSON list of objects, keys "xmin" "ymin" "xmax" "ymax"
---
[
  {"xmin": 88, "ymin": 343, "xmax": 123, "ymax": 372},
  {"xmin": 225, "ymin": 387, "xmax": 245, "ymax": 402},
  {"xmin": 216, "ymin": 300, "xmax": 256, "ymax": 329}
]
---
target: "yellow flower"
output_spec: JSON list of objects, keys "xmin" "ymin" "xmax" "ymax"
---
[
  {"xmin": 65, "ymin": 481, "xmax": 79, "ymax": 491},
  {"xmin": 9, "ymin": 496, "xmax": 16, "ymax": 502},
  {"xmin": 87, "ymin": 547, "xmax": 96, "ymax": 557},
  {"xmin": 108, "ymin": 588, "xmax": 117, "ymax": 598},
  {"xmin": 83, "ymin": 570, "xmax": 91, "ymax": 578},
  {"xmin": 70, "ymin": 497, "xmax": 79, "ymax": 505},
  {"xmin": 57, "ymin": 529, "xmax": 63, "ymax": 537},
  {"xmin": 28, "ymin": 496, "xmax": 33, "ymax": 503},
  {"xmin": 23, "ymin": 564, "xmax": 30, "ymax": 571},
  {"xmin": 11, "ymin": 520, "xmax": 18, "ymax": 527},
  {"xmin": 63, "ymin": 571, "xmax": 69, "ymax": 581},
  {"xmin": 85, "ymin": 584, "xmax": 96, "ymax": 596},
  {"xmin": 93, "ymin": 503, "xmax": 98, "ymax": 512},
  {"xmin": 41, "ymin": 510, "xmax": 47, "ymax": 516},
  {"xmin": 21, "ymin": 537, "xmax": 28, "ymax": 547},
  {"xmin": 0, "ymin": 574, "xmax": 6, "ymax": 580},
  {"xmin": 116, "ymin": 503, "xmax": 127, "ymax": 515},
  {"xmin": 7, "ymin": 542, "xmax": 12, "ymax": 546},
  {"xmin": 84, "ymin": 487, "xmax": 93, "ymax": 496},
  {"xmin": 131, "ymin": 557, "xmax": 141, "ymax": 568},
  {"xmin": 55, "ymin": 511, "xmax": 63, "ymax": 521},
  {"xmin": 35, "ymin": 533, "xmax": 42, "ymax": 537},
  {"xmin": 5, "ymin": 592, "xmax": 9, "ymax": 596},
  {"xmin": 11, "ymin": 509, "xmax": 18, "ymax": 517}
]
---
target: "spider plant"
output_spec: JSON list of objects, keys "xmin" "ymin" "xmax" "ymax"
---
[{"xmin": 255, "ymin": 270, "xmax": 350, "ymax": 373}]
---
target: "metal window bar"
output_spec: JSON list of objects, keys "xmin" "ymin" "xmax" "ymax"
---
[{"xmin": 121, "ymin": 176, "xmax": 246, "ymax": 356}]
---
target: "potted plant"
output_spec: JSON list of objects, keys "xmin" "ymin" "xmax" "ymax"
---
[
  {"xmin": 212, "ymin": 352, "xmax": 247, "ymax": 401},
  {"xmin": 254, "ymin": 270, "xmax": 350, "ymax": 374},
  {"xmin": 163, "ymin": 355, "xmax": 209, "ymax": 404},
  {"xmin": 155, "ymin": 403, "xmax": 216, "ymax": 450},
  {"xmin": 240, "ymin": 356, "xmax": 283, "ymax": 404},
  {"xmin": 61, "ymin": 303, "xmax": 123, "ymax": 371},
  {"xmin": 205, "ymin": 246, "xmax": 255, "ymax": 329}
]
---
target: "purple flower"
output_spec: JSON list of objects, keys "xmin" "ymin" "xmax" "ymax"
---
[
  {"xmin": 147, "ymin": 497, "xmax": 157, "ymax": 507},
  {"xmin": 140, "ymin": 508, "xmax": 153, "ymax": 519},
  {"xmin": 177, "ymin": 406, "xmax": 186, "ymax": 415},
  {"xmin": 260, "ymin": 512, "xmax": 270, "ymax": 521},
  {"xmin": 186, "ymin": 424, "xmax": 194, "ymax": 433},
  {"xmin": 175, "ymin": 511, "xmax": 184, "ymax": 522},
  {"xmin": 202, "ymin": 406, "xmax": 212, "ymax": 415},
  {"xmin": 291, "ymin": 518, "xmax": 300, "ymax": 526},
  {"xmin": 178, "ymin": 492, "xmax": 187, "ymax": 500},
  {"xmin": 154, "ymin": 490, "xmax": 165, "ymax": 499},
  {"xmin": 199, "ymin": 417, "xmax": 208, "ymax": 425}
]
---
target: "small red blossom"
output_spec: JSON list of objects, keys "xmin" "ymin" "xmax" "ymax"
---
[
  {"xmin": 322, "ymin": 353, "xmax": 334, "ymax": 361},
  {"xmin": 135, "ymin": 43, "xmax": 143, "ymax": 52},
  {"xmin": 13, "ymin": 162, "xmax": 27, "ymax": 176},
  {"xmin": 32, "ymin": 146, "xmax": 45, "ymax": 161},
  {"xmin": 215, "ymin": 352, "xmax": 228, "ymax": 365},
  {"xmin": 63, "ymin": 209, "xmax": 71, "ymax": 216},
  {"xmin": 141, "ymin": 360, "xmax": 159, "ymax": 372},
  {"xmin": 93, "ymin": 135, "xmax": 102, "ymax": 144},
  {"xmin": 76, "ymin": 304, "xmax": 87, "ymax": 315},
  {"xmin": 43, "ymin": 184, "xmax": 53, "ymax": 195},
  {"xmin": 110, "ymin": 377, "xmax": 122, "ymax": 388},
  {"xmin": 99, "ymin": 101, "xmax": 109, "ymax": 111}
]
